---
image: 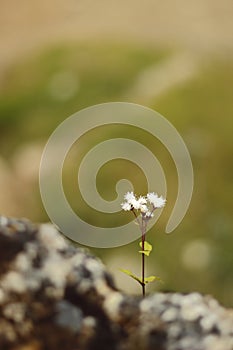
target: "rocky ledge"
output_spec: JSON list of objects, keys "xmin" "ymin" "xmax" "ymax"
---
[{"xmin": 0, "ymin": 216, "xmax": 232, "ymax": 350}]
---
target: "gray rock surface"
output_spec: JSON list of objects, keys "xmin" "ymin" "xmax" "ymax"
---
[{"xmin": 0, "ymin": 216, "xmax": 232, "ymax": 350}]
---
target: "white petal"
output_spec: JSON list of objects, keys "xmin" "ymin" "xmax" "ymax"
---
[
  {"xmin": 124, "ymin": 191, "xmax": 136, "ymax": 204},
  {"xmin": 121, "ymin": 202, "xmax": 131, "ymax": 211},
  {"xmin": 140, "ymin": 204, "xmax": 149, "ymax": 213}
]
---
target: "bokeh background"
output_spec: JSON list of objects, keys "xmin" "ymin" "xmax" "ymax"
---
[{"xmin": 0, "ymin": 0, "xmax": 232, "ymax": 306}]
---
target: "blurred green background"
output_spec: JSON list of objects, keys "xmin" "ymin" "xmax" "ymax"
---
[{"xmin": 0, "ymin": 1, "xmax": 232, "ymax": 306}]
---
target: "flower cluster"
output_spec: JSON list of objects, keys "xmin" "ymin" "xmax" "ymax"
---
[{"xmin": 121, "ymin": 191, "xmax": 166, "ymax": 218}]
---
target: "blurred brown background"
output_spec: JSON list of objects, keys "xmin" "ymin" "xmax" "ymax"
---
[{"xmin": 0, "ymin": 0, "xmax": 232, "ymax": 305}]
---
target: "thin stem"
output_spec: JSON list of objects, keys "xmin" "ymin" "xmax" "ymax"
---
[
  {"xmin": 132, "ymin": 210, "xmax": 146, "ymax": 297},
  {"xmin": 141, "ymin": 218, "xmax": 146, "ymax": 297},
  {"xmin": 132, "ymin": 209, "xmax": 142, "ymax": 231}
]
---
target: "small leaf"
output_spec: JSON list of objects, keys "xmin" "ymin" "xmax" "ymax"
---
[
  {"xmin": 139, "ymin": 241, "xmax": 153, "ymax": 251},
  {"xmin": 144, "ymin": 275, "xmax": 163, "ymax": 284},
  {"xmin": 138, "ymin": 241, "xmax": 152, "ymax": 256},
  {"xmin": 119, "ymin": 269, "xmax": 143, "ymax": 285}
]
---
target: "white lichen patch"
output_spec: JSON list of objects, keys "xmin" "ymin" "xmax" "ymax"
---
[
  {"xmin": 203, "ymin": 334, "xmax": 233, "ymax": 350},
  {"xmin": 1, "ymin": 271, "xmax": 27, "ymax": 293},
  {"xmin": 12, "ymin": 249, "xmax": 40, "ymax": 291},
  {"xmin": 140, "ymin": 293, "xmax": 167, "ymax": 314},
  {"xmin": 82, "ymin": 316, "xmax": 97, "ymax": 328},
  {"xmin": 180, "ymin": 293, "xmax": 207, "ymax": 322},
  {"xmin": 25, "ymin": 242, "xmax": 38, "ymax": 260},
  {"xmin": 206, "ymin": 296, "xmax": 220, "ymax": 310},
  {"xmin": 71, "ymin": 253, "xmax": 85, "ymax": 268},
  {"xmin": 76, "ymin": 279, "xmax": 92, "ymax": 294},
  {"xmin": 182, "ymin": 292, "xmax": 203, "ymax": 305},
  {"xmin": 25, "ymin": 275, "xmax": 40, "ymax": 291},
  {"xmin": 140, "ymin": 297, "xmax": 153, "ymax": 313},
  {"xmin": 3, "ymin": 302, "xmax": 25, "ymax": 323},
  {"xmin": 38, "ymin": 224, "xmax": 67, "ymax": 251},
  {"xmin": 103, "ymin": 292, "xmax": 124, "ymax": 320},
  {"xmin": 41, "ymin": 251, "xmax": 71, "ymax": 289},
  {"xmin": 168, "ymin": 323, "xmax": 182, "ymax": 338},
  {"xmin": 85, "ymin": 259, "xmax": 104, "ymax": 278},
  {"xmin": 15, "ymin": 252, "xmax": 32, "ymax": 272},
  {"xmin": 162, "ymin": 307, "xmax": 178, "ymax": 322},
  {"xmin": 179, "ymin": 336, "xmax": 197, "ymax": 349},
  {"xmin": 200, "ymin": 313, "xmax": 218, "ymax": 332},
  {"xmin": 181, "ymin": 302, "xmax": 206, "ymax": 322},
  {"xmin": 170, "ymin": 293, "xmax": 184, "ymax": 305},
  {"xmin": 1, "ymin": 232, "xmax": 80, "ymax": 299},
  {"xmin": 45, "ymin": 286, "xmax": 64, "ymax": 299},
  {"xmin": 0, "ymin": 216, "xmax": 8, "ymax": 227},
  {"xmin": 95, "ymin": 279, "xmax": 111, "ymax": 297},
  {"xmin": 217, "ymin": 315, "xmax": 233, "ymax": 336}
]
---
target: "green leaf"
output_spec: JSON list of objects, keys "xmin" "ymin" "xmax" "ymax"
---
[
  {"xmin": 138, "ymin": 241, "xmax": 153, "ymax": 256},
  {"xmin": 139, "ymin": 240, "xmax": 153, "ymax": 251},
  {"xmin": 144, "ymin": 275, "xmax": 163, "ymax": 284},
  {"xmin": 119, "ymin": 269, "xmax": 143, "ymax": 285}
]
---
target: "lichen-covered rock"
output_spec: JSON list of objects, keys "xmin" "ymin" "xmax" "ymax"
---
[{"xmin": 0, "ymin": 216, "xmax": 232, "ymax": 350}]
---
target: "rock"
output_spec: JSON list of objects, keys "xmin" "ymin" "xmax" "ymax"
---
[{"xmin": 0, "ymin": 216, "xmax": 232, "ymax": 350}]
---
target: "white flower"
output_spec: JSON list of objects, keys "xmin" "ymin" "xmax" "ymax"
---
[
  {"xmin": 121, "ymin": 202, "xmax": 132, "ymax": 211},
  {"xmin": 124, "ymin": 191, "xmax": 136, "ymax": 204},
  {"xmin": 139, "ymin": 204, "xmax": 149, "ymax": 213},
  {"xmin": 138, "ymin": 196, "xmax": 147, "ymax": 205},
  {"xmin": 147, "ymin": 192, "xmax": 166, "ymax": 208},
  {"xmin": 123, "ymin": 193, "xmax": 147, "ymax": 211},
  {"xmin": 130, "ymin": 198, "xmax": 140, "ymax": 210},
  {"xmin": 133, "ymin": 195, "xmax": 147, "ymax": 209},
  {"xmin": 122, "ymin": 191, "xmax": 166, "ymax": 214},
  {"xmin": 145, "ymin": 211, "xmax": 154, "ymax": 218}
]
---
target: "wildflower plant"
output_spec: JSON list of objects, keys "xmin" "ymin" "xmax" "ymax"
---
[{"xmin": 120, "ymin": 191, "xmax": 166, "ymax": 297}]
